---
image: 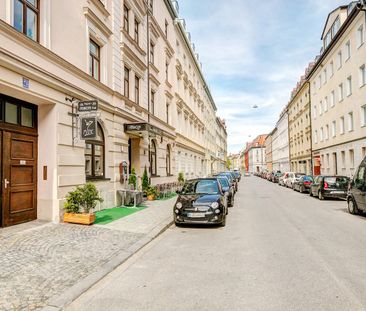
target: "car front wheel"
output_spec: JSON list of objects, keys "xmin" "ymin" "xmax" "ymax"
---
[
  {"xmin": 318, "ymin": 191, "xmax": 324, "ymax": 200},
  {"xmin": 348, "ymin": 198, "xmax": 360, "ymax": 215},
  {"xmin": 220, "ymin": 215, "xmax": 226, "ymax": 227}
]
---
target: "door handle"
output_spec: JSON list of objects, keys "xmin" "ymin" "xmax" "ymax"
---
[{"xmin": 4, "ymin": 179, "xmax": 10, "ymax": 189}]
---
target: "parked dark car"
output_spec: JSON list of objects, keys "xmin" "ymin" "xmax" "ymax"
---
[
  {"xmin": 293, "ymin": 175, "xmax": 313, "ymax": 193},
  {"xmin": 309, "ymin": 175, "xmax": 349, "ymax": 200},
  {"xmin": 218, "ymin": 172, "xmax": 238, "ymax": 192},
  {"xmin": 174, "ymin": 178, "xmax": 228, "ymax": 226},
  {"xmin": 273, "ymin": 172, "xmax": 283, "ymax": 183},
  {"xmin": 217, "ymin": 176, "xmax": 235, "ymax": 207},
  {"xmin": 347, "ymin": 156, "xmax": 366, "ymax": 215}
]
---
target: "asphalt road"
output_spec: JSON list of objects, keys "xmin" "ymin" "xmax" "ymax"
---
[{"xmin": 66, "ymin": 176, "xmax": 366, "ymax": 311}]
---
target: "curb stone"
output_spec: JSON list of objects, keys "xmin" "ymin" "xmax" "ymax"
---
[{"xmin": 41, "ymin": 218, "xmax": 174, "ymax": 311}]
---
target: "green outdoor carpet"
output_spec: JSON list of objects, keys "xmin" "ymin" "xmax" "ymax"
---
[{"xmin": 94, "ymin": 206, "xmax": 147, "ymax": 225}]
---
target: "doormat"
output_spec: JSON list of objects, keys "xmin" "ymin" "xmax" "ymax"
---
[{"xmin": 94, "ymin": 206, "xmax": 147, "ymax": 225}]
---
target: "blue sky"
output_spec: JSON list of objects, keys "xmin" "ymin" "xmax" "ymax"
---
[{"xmin": 178, "ymin": 0, "xmax": 347, "ymax": 153}]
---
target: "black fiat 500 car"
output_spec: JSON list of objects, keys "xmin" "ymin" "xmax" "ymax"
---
[
  {"xmin": 216, "ymin": 176, "xmax": 235, "ymax": 207},
  {"xmin": 309, "ymin": 175, "xmax": 349, "ymax": 200},
  {"xmin": 174, "ymin": 178, "xmax": 228, "ymax": 226},
  {"xmin": 347, "ymin": 156, "xmax": 366, "ymax": 215}
]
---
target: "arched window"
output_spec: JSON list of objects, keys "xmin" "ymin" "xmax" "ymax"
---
[
  {"xmin": 149, "ymin": 140, "xmax": 157, "ymax": 176},
  {"xmin": 85, "ymin": 123, "xmax": 105, "ymax": 179},
  {"xmin": 166, "ymin": 144, "xmax": 171, "ymax": 176}
]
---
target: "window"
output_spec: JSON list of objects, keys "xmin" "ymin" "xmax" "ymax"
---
[
  {"xmin": 346, "ymin": 76, "xmax": 352, "ymax": 97},
  {"xmin": 337, "ymin": 51, "xmax": 342, "ymax": 69},
  {"xmin": 135, "ymin": 75, "xmax": 140, "ymax": 104},
  {"xmin": 349, "ymin": 149, "xmax": 355, "ymax": 168},
  {"xmin": 149, "ymin": 140, "xmax": 157, "ymax": 176},
  {"xmin": 14, "ymin": 0, "xmax": 39, "ymax": 41},
  {"xmin": 359, "ymin": 65, "xmax": 366, "ymax": 87},
  {"xmin": 348, "ymin": 112, "xmax": 354, "ymax": 132},
  {"xmin": 340, "ymin": 116, "xmax": 345, "ymax": 134},
  {"xmin": 166, "ymin": 103, "xmax": 169, "ymax": 124},
  {"xmin": 358, "ymin": 24, "xmax": 364, "ymax": 48},
  {"xmin": 313, "ymin": 105, "xmax": 317, "ymax": 118},
  {"xmin": 363, "ymin": 147, "xmax": 366, "ymax": 158},
  {"xmin": 362, "ymin": 105, "xmax": 366, "ymax": 127},
  {"xmin": 332, "ymin": 120, "xmax": 336, "ymax": 137},
  {"xmin": 166, "ymin": 145, "xmax": 171, "ymax": 176},
  {"xmin": 318, "ymin": 75, "xmax": 322, "ymax": 89},
  {"xmin": 134, "ymin": 18, "xmax": 139, "ymax": 43},
  {"xmin": 314, "ymin": 130, "xmax": 318, "ymax": 144},
  {"xmin": 330, "ymin": 90, "xmax": 335, "ymax": 107},
  {"xmin": 89, "ymin": 39, "xmax": 100, "ymax": 81},
  {"xmin": 323, "ymin": 69, "xmax": 327, "ymax": 84},
  {"xmin": 338, "ymin": 83, "xmax": 344, "ymax": 101},
  {"xmin": 123, "ymin": 5, "xmax": 129, "ymax": 33},
  {"xmin": 320, "ymin": 127, "xmax": 324, "ymax": 141},
  {"xmin": 325, "ymin": 125, "xmax": 329, "ymax": 140},
  {"xmin": 165, "ymin": 61, "xmax": 169, "ymax": 81},
  {"xmin": 165, "ymin": 20, "xmax": 168, "ymax": 38},
  {"xmin": 345, "ymin": 41, "xmax": 351, "ymax": 60},
  {"xmin": 124, "ymin": 67, "xmax": 130, "ymax": 98},
  {"xmin": 333, "ymin": 17, "xmax": 340, "ymax": 36},
  {"xmin": 2, "ymin": 98, "xmax": 36, "ymax": 128},
  {"xmin": 329, "ymin": 61, "xmax": 334, "ymax": 77},
  {"xmin": 341, "ymin": 151, "xmax": 346, "ymax": 168},
  {"xmin": 149, "ymin": 0, "xmax": 154, "ymax": 12},
  {"xmin": 319, "ymin": 101, "xmax": 323, "ymax": 115},
  {"xmin": 85, "ymin": 123, "xmax": 105, "ymax": 179},
  {"xmin": 150, "ymin": 90, "xmax": 155, "ymax": 115},
  {"xmin": 150, "ymin": 41, "xmax": 155, "ymax": 64},
  {"xmin": 324, "ymin": 97, "xmax": 328, "ymax": 112}
]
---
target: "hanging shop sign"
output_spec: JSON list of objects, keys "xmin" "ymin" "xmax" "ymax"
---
[
  {"xmin": 81, "ymin": 117, "xmax": 97, "ymax": 140},
  {"xmin": 78, "ymin": 100, "xmax": 99, "ymax": 112}
]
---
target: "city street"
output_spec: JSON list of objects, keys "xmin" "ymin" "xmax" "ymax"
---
[{"xmin": 66, "ymin": 176, "xmax": 366, "ymax": 311}]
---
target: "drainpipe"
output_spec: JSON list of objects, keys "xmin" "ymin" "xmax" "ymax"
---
[{"xmin": 306, "ymin": 81, "xmax": 313, "ymax": 175}]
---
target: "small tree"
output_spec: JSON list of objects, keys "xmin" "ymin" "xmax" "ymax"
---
[
  {"xmin": 129, "ymin": 167, "xmax": 137, "ymax": 190},
  {"xmin": 178, "ymin": 172, "xmax": 185, "ymax": 183},
  {"xmin": 142, "ymin": 166, "xmax": 149, "ymax": 192},
  {"xmin": 226, "ymin": 158, "xmax": 232, "ymax": 170},
  {"xmin": 82, "ymin": 183, "xmax": 103, "ymax": 213},
  {"xmin": 64, "ymin": 183, "xmax": 103, "ymax": 214}
]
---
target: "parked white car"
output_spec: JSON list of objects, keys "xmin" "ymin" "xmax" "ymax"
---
[{"xmin": 285, "ymin": 172, "xmax": 305, "ymax": 188}]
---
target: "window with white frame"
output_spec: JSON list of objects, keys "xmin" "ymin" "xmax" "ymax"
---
[
  {"xmin": 361, "ymin": 105, "xmax": 366, "ymax": 127},
  {"xmin": 320, "ymin": 127, "xmax": 324, "ymax": 141},
  {"xmin": 341, "ymin": 151, "xmax": 346, "ymax": 168},
  {"xmin": 313, "ymin": 105, "xmax": 317, "ymax": 118},
  {"xmin": 337, "ymin": 51, "xmax": 342, "ymax": 69},
  {"xmin": 318, "ymin": 75, "xmax": 322, "ymax": 89},
  {"xmin": 325, "ymin": 124, "xmax": 329, "ymax": 140},
  {"xmin": 329, "ymin": 61, "xmax": 334, "ymax": 77},
  {"xmin": 332, "ymin": 120, "xmax": 336, "ymax": 137},
  {"xmin": 346, "ymin": 76, "xmax": 352, "ymax": 96},
  {"xmin": 348, "ymin": 112, "xmax": 354, "ymax": 131},
  {"xmin": 319, "ymin": 100, "xmax": 323, "ymax": 115},
  {"xmin": 324, "ymin": 96, "xmax": 328, "ymax": 112},
  {"xmin": 330, "ymin": 90, "xmax": 335, "ymax": 107},
  {"xmin": 349, "ymin": 149, "xmax": 355, "ymax": 168},
  {"xmin": 358, "ymin": 24, "xmax": 364, "ymax": 48},
  {"xmin": 345, "ymin": 41, "xmax": 351, "ymax": 60},
  {"xmin": 340, "ymin": 116, "xmax": 345, "ymax": 134},
  {"xmin": 359, "ymin": 65, "xmax": 366, "ymax": 87},
  {"xmin": 339, "ymin": 83, "xmax": 344, "ymax": 101},
  {"xmin": 314, "ymin": 130, "xmax": 318, "ymax": 144},
  {"xmin": 323, "ymin": 68, "xmax": 327, "ymax": 84}
]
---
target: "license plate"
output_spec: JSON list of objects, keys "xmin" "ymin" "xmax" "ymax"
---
[
  {"xmin": 187, "ymin": 212, "xmax": 206, "ymax": 218},
  {"xmin": 331, "ymin": 191, "xmax": 345, "ymax": 194}
]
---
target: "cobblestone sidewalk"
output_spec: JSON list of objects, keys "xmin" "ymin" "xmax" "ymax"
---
[{"xmin": 0, "ymin": 222, "xmax": 143, "ymax": 311}]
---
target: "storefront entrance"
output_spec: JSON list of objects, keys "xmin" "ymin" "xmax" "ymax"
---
[{"xmin": 0, "ymin": 95, "xmax": 38, "ymax": 227}]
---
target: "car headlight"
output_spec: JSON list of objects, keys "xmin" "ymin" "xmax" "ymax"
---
[
  {"xmin": 211, "ymin": 202, "xmax": 219, "ymax": 209},
  {"xmin": 176, "ymin": 202, "xmax": 182, "ymax": 209}
]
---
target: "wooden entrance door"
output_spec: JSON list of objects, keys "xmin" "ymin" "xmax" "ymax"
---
[{"xmin": 2, "ymin": 131, "xmax": 37, "ymax": 227}]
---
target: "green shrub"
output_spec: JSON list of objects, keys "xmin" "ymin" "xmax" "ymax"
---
[
  {"xmin": 63, "ymin": 183, "xmax": 103, "ymax": 214},
  {"xmin": 128, "ymin": 167, "xmax": 137, "ymax": 190},
  {"xmin": 146, "ymin": 185, "xmax": 158, "ymax": 197},
  {"xmin": 142, "ymin": 166, "xmax": 149, "ymax": 192},
  {"xmin": 178, "ymin": 172, "xmax": 185, "ymax": 183}
]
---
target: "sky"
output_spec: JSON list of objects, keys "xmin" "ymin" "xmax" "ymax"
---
[{"xmin": 178, "ymin": 0, "xmax": 347, "ymax": 154}]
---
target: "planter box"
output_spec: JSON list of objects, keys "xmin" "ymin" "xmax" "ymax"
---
[{"xmin": 63, "ymin": 213, "xmax": 95, "ymax": 225}]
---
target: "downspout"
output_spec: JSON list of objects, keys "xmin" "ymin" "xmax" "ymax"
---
[{"xmin": 306, "ymin": 81, "xmax": 312, "ymax": 175}]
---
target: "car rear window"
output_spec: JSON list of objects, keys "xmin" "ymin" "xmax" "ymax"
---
[
  {"xmin": 324, "ymin": 177, "xmax": 349, "ymax": 189},
  {"xmin": 303, "ymin": 176, "xmax": 313, "ymax": 181},
  {"xmin": 218, "ymin": 177, "xmax": 229, "ymax": 187}
]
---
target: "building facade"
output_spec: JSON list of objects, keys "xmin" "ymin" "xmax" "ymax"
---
[
  {"xmin": 247, "ymin": 135, "xmax": 267, "ymax": 173},
  {"xmin": 265, "ymin": 132, "xmax": 273, "ymax": 171},
  {"xmin": 0, "ymin": 0, "xmax": 226, "ymax": 227},
  {"xmin": 309, "ymin": 3, "xmax": 366, "ymax": 177},
  {"xmin": 288, "ymin": 76, "xmax": 312, "ymax": 174},
  {"xmin": 272, "ymin": 110, "xmax": 290, "ymax": 172}
]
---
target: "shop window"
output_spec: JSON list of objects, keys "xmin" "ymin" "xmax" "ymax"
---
[
  {"xmin": 14, "ymin": 0, "xmax": 39, "ymax": 41},
  {"xmin": 85, "ymin": 123, "xmax": 105, "ymax": 179},
  {"xmin": 150, "ymin": 140, "xmax": 157, "ymax": 176}
]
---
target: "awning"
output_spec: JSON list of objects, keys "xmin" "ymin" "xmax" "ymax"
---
[{"xmin": 124, "ymin": 123, "xmax": 163, "ymax": 138}]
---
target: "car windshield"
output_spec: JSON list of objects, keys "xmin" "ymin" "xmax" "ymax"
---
[
  {"xmin": 218, "ymin": 177, "xmax": 229, "ymax": 188},
  {"xmin": 303, "ymin": 176, "xmax": 313, "ymax": 181},
  {"xmin": 324, "ymin": 177, "xmax": 349, "ymax": 189},
  {"xmin": 181, "ymin": 180, "xmax": 220, "ymax": 195},
  {"xmin": 219, "ymin": 173, "xmax": 233, "ymax": 182}
]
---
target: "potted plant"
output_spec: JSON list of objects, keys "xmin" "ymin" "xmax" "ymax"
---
[
  {"xmin": 146, "ymin": 185, "xmax": 158, "ymax": 201},
  {"xmin": 63, "ymin": 183, "xmax": 103, "ymax": 225},
  {"xmin": 128, "ymin": 167, "xmax": 137, "ymax": 190},
  {"xmin": 142, "ymin": 166, "xmax": 150, "ymax": 195}
]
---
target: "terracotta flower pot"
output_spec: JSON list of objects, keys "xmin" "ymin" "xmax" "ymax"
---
[
  {"xmin": 63, "ymin": 213, "xmax": 95, "ymax": 225},
  {"xmin": 147, "ymin": 195, "xmax": 155, "ymax": 201}
]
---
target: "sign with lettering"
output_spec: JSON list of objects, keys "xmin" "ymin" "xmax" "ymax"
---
[
  {"xmin": 81, "ymin": 117, "xmax": 97, "ymax": 140},
  {"xmin": 22, "ymin": 78, "xmax": 29, "ymax": 89},
  {"xmin": 78, "ymin": 100, "xmax": 98, "ymax": 112}
]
